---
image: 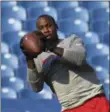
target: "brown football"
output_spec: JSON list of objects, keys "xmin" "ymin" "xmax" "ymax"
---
[{"xmin": 23, "ymin": 32, "xmax": 44, "ymax": 55}]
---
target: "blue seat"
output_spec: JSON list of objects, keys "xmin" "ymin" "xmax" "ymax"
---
[
  {"xmin": 81, "ymin": 31, "xmax": 100, "ymax": 45},
  {"xmin": 17, "ymin": 1, "xmax": 48, "ymax": 9},
  {"xmin": 1, "ymin": 64, "xmax": 15, "ymax": 78},
  {"xmin": 2, "ymin": 77, "xmax": 25, "ymax": 93},
  {"xmin": 50, "ymin": 1, "xmax": 79, "ymax": 19},
  {"xmin": 92, "ymin": 8, "xmax": 109, "ymax": 21},
  {"xmin": 18, "ymin": 54, "xmax": 27, "ymax": 66},
  {"xmin": 1, "ymin": 1, "xmax": 17, "ymax": 8},
  {"xmin": 2, "ymin": 99, "xmax": 61, "ymax": 112},
  {"xmin": 1, "ymin": 42, "xmax": 9, "ymax": 54},
  {"xmin": 95, "ymin": 67, "xmax": 109, "ymax": 100},
  {"xmin": 22, "ymin": 19, "xmax": 37, "ymax": 32},
  {"xmin": 95, "ymin": 67, "xmax": 109, "ymax": 82},
  {"xmin": 24, "ymin": 99, "xmax": 61, "ymax": 112},
  {"xmin": 1, "ymin": 87, "xmax": 17, "ymax": 99},
  {"xmin": 2, "ymin": 108, "xmax": 22, "ymax": 112},
  {"xmin": 2, "ymin": 31, "xmax": 27, "ymax": 47},
  {"xmin": 15, "ymin": 65, "xmax": 27, "ymax": 81},
  {"xmin": 91, "ymin": 20, "xmax": 109, "ymax": 35},
  {"xmin": 50, "ymin": 1, "xmax": 79, "ymax": 10},
  {"xmin": 11, "ymin": 42, "xmax": 24, "ymax": 56},
  {"xmin": 27, "ymin": 6, "xmax": 58, "ymax": 21},
  {"xmin": 57, "ymin": 31, "xmax": 66, "ymax": 39},
  {"xmin": 86, "ymin": 43, "xmax": 109, "ymax": 59},
  {"xmin": 23, "ymin": 83, "xmax": 53, "ymax": 100},
  {"xmin": 60, "ymin": 7, "xmax": 89, "ymax": 22},
  {"xmin": 1, "ymin": 53, "xmax": 19, "ymax": 70},
  {"xmin": 2, "ymin": 6, "xmax": 27, "ymax": 21},
  {"xmin": 78, "ymin": 1, "xmax": 84, "ymax": 6},
  {"xmin": 103, "ymin": 33, "xmax": 109, "ymax": 46},
  {"xmin": 90, "ymin": 55, "xmax": 109, "ymax": 70},
  {"xmin": 82, "ymin": 1, "xmax": 109, "ymax": 11},
  {"xmin": 2, "ymin": 18, "xmax": 22, "ymax": 33},
  {"xmin": 1, "ymin": 99, "xmax": 23, "ymax": 112},
  {"xmin": 2, "ymin": 99, "xmax": 25, "ymax": 112},
  {"xmin": 102, "ymin": 79, "xmax": 110, "ymax": 100},
  {"xmin": 2, "ymin": 6, "xmax": 26, "ymax": 20},
  {"xmin": 90, "ymin": 21, "xmax": 109, "ymax": 41},
  {"xmin": 20, "ymin": 88, "xmax": 49, "ymax": 99},
  {"xmin": 59, "ymin": 19, "xmax": 89, "ymax": 36}
]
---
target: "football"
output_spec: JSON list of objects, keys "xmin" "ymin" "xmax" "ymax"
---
[{"xmin": 22, "ymin": 32, "xmax": 45, "ymax": 57}]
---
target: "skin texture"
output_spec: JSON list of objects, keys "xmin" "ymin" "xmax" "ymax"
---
[
  {"xmin": 37, "ymin": 16, "xmax": 64, "ymax": 56},
  {"xmin": 37, "ymin": 17, "xmax": 58, "ymax": 40}
]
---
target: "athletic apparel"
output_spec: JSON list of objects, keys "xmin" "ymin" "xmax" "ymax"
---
[
  {"xmin": 27, "ymin": 34, "xmax": 103, "ymax": 111},
  {"xmin": 62, "ymin": 94, "xmax": 109, "ymax": 112}
]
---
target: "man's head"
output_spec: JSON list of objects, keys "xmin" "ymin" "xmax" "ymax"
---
[
  {"xmin": 36, "ymin": 15, "xmax": 58, "ymax": 40},
  {"xmin": 20, "ymin": 31, "xmax": 45, "ymax": 58}
]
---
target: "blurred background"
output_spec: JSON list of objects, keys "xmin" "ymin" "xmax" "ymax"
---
[{"xmin": 1, "ymin": 1, "xmax": 109, "ymax": 112}]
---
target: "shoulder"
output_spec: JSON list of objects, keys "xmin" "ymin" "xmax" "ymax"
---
[{"xmin": 57, "ymin": 34, "xmax": 80, "ymax": 48}]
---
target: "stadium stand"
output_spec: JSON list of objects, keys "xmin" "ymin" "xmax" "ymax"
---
[
  {"xmin": 2, "ymin": 76, "xmax": 25, "ymax": 93},
  {"xmin": 50, "ymin": 1, "xmax": 78, "ymax": 9},
  {"xmin": 60, "ymin": 6, "xmax": 89, "ymax": 22},
  {"xmin": 1, "ymin": 53, "xmax": 19, "ymax": 70},
  {"xmin": 1, "ymin": 1, "xmax": 109, "ymax": 112},
  {"xmin": 89, "ymin": 55, "xmax": 109, "ymax": 70},
  {"xmin": 27, "ymin": 6, "xmax": 58, "ymax": 21},
  {"xmin": 92, "ymin": 8, "xmax": 109, "ymax": 21},
  {"xmin": 15, "ymin": 64, "xmax": 27, "ymax": 81},
  {"xmin": 2, "ymin": 31, "xmax": 27, "ymax": 46},
  {"xmin": 82, "ymin": 1, "xmax": 109, "ymax": 11},
  {"xmin": 1, "ymin": 87, "xmax": 18, "ymax": 99},
  {"xmin": 1, "ymin": 42, "xmax": 10, "ymax": 54},
  {"xmin": 102, "ymin": 79, "xmax": 110, "ymax": 100},
  {"xmin": 91, "ymin": 20, "xmax": 109, "ymax": 35},
  {"xmin": 17, "ymin": 1, "xmax": 48, "ymax": 9},
  {"xmin": 103, "ymin": 33, "xmax": 109, "ymax": 46},
  {"xmin": 81, "ymin": 31, "xmax": 100, "ymax": 45},
  {"xmin": 2, "ymin": 18, "xmax": 22, "ymax": 34},
  {"xmin": 59, "ymin": 19, "xmax": 89, "ymax": 36},
  {"xmin": 1, "ymin": 1, "xmax": 17, "ymax": 7},
  {"xmin": 1, "ymin": 6, "xmax": 27, "ymax": 21},
  {"xmin": 95, "ymin": 67, "xmax": 109, "ymax": 82},
  {"xmin": 86, "ymin": 43, "xmax": 109, "ymax": 59},
  {"xmin": 1, "ymin": 64, "xmax": 15, "ymax": 78}
]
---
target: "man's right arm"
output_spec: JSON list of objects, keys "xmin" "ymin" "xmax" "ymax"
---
[{"xmin": 27, "ymin": 59, "xmax": 44, "ymax": 92}]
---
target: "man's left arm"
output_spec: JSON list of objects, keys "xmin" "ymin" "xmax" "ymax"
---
[{"xmin": 53, "ymin": 37, "xmax": 86, "ymax": 66}]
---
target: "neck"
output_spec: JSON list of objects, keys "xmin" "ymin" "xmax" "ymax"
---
[{"xmin": 48, "ymin": 34, "xmax": 59, "ymax": 42}]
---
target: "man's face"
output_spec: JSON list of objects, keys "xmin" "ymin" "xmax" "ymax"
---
[{"xmin": 37, "ymin": 17, "xmax": 57, "ymax": 40}]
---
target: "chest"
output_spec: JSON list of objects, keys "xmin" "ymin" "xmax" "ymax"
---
[{"xmin": 33, "ymin": 52, "xmax": 56, "ymax": 73}]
